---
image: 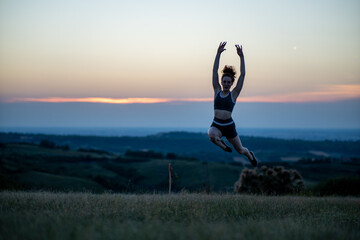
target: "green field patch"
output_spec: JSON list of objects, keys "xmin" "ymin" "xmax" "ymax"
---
[
  {"xmin": 4, "ymin": 143, "xmax": 113, "ymax": 160},
  {"xmin": 14, "ymin": 171, "xmax": 104, "ymax": 192}
]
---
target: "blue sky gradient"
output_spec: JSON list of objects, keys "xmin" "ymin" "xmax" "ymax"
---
[{"xmin": 0, "ymin": 0, "xmax": 359, "ymax": 129}]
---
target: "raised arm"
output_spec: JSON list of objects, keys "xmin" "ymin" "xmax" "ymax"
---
[
  {"xmin": 212, "ymin": 42, "xmax": 226, "ymax": 94},
  {"xmin": 232, "ymin": 44, "xmax": 246, "ymax": 100}
]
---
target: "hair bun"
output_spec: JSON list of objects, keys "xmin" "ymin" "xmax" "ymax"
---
[{"xmin": 222, "ymin": 65, "xmax": 236, "ymax": 81}]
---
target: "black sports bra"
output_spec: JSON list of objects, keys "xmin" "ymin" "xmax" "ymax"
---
[{"xmin": 214, "ymin": 91, "xmax": 236, "ymax": 112}]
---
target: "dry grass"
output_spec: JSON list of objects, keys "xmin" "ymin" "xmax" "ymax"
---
[{"xmin": 0, "ymin": 191, "xmax": 359, "ymax": 240}]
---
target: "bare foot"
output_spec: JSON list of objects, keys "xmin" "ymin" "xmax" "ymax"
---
[{"xmin": 250, "ymin": 151, "xmax": 258, "ymax": 167}]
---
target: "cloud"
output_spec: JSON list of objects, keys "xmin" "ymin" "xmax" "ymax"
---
[
  {"xmin": 239, "ymin": 84, "xmax": 360, "ymax": 103},
  {"xmin": 5, "ymin": 84, "xmax": 360, "ymax": 104},
  {"xmin": 7, "ymin": 97, "xmax": 171, "ymax": 104}
]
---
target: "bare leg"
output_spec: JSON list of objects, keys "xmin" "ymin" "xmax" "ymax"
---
[
  {"xmin": 228, "ymin": 135, "xmax": 257, "ymax": 166},
  {"xmin": 208, "ymin": 127, "xmax": 232, "ymax": 152}
]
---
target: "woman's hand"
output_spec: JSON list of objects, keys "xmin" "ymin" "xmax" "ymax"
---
[
  {"xmin": 235, "ymin": 44, "xmax": 244, "ymax": 57},
  {"xmin": 217, "ymin": 41, "xmax": 227, "ymax": 54}
]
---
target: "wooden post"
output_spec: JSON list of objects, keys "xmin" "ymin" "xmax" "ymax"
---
[{"xmin": 168, "ymin": 163, "xmax": 172, "ymax": 194}]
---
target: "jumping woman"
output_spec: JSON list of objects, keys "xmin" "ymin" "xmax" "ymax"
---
[{"xmin": 208, "ymin": 41, "xmax": 258, "ymax": 167}]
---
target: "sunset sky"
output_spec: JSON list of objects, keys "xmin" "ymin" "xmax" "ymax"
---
[{"xmin": 0, "ymin": 0, "xmax": 359, "ymax": 128}]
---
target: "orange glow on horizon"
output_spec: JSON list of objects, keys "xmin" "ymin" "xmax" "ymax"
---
[
  {"xmin": 238, "ymin": 94, "xmax": 356, "ymax": 103},
  {"xmin": 7, "ymin": 97, "xmax": 172, "ymax": 104},
  {"xmin": 5, "ymin": 85, "xmax": 360, "ymax": 104},
  {"xmin": 239, "ymin": 84, "xmax": 360, "ymax": 103},
  {"xmin": 6, "ymin": 97, "xmax": 214, "ymax": 104}
]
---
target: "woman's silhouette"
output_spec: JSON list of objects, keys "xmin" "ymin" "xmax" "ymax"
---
[{"xmin": 208, "ymin": 41, "xmax": 258, "ymax": 167}]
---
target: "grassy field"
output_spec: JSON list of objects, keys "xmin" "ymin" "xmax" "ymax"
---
[{"xmin": 0, "ymin": 191, "xmax": 359, "ymax": 240}]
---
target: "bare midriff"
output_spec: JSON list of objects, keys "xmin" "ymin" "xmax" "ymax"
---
[{"xmin": 214, "ymin": 109, "xmax": 232, "ymax": 120}]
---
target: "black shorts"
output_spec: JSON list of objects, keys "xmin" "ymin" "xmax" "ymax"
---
[{"xmin": 210, "ymin": 117, "xmax": 238, "ymax": 139}]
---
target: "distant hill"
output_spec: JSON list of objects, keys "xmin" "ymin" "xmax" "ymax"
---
[
  {"xmin": 0, "ymin": 143, "xmax": 243, "ymax": 192},
  {"xmin": 0, "ymin": 140, "xmax": 359, "ymax": 193},
  {"xmin": 0, "ymin": 132, "xmax": 359, "ymax": 163}
]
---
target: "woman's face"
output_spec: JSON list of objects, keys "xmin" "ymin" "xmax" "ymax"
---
[{"xmin": 221, "ymin": 76, "xmax": 233, "ymax": 91}]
